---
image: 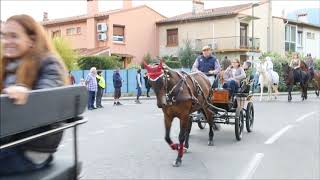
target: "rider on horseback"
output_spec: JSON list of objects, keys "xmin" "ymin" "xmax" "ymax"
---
[
  {"xmin": 305, "ymin": 53, "xmax": 315, "ymax": 78},
  {"xmin": 265, "ymin": 56, "xmax": 276, "ymax": 85},
  {"xmin": 290, "ymin": 53, "xmax": 304, "ymax": 85},
  {"xmin": 192, "ymin": 45, "xmax": 221, "ymax": 88}
]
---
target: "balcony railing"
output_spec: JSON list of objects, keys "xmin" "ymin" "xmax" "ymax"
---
[{"xmin": 195, "ymin": 36, "xmax": 260, "ymax": 52}]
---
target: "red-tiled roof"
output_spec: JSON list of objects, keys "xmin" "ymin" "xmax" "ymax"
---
[
  {"xmin": 42, "ymin": 5, "xmax": 165, "ymax": 26},
  {"xmin": 157, "ymin": 3, "xmax": 253, "ymax": 24}
]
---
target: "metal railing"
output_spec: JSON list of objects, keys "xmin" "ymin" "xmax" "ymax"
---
[{"xmin": 195, "ymin": 36, "xmax": 260, "ymax": 51}]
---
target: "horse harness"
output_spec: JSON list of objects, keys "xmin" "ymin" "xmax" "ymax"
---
[{"xmin": 163, "ymin": 68, "xmax": 206, "ymax": 106}]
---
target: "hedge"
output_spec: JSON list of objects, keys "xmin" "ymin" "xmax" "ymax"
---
[{"xmin": 78, "ymin": 56, "xmax": 122, "ymax": 70}]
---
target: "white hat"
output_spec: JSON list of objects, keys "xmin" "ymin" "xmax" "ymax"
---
[{"xmin": 202, "ymin": 45, "xmax": 212, "ymax": 51}]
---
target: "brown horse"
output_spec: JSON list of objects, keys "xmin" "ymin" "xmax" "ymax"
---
[
  {"xmin": 144, "ymin": 61, "xmax": 214, "ymax": 167},
  {"xmin": 282, "ymin": 62, "xmax": 309, "ymax": 101},
  {"xmin": 300, "ymin": 61, "xmax": 320, "ymax": 97}
]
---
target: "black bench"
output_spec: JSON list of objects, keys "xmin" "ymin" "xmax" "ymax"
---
[{"xmin": 0, "ymin": 86, "xmax": 88, "ymax": 180}]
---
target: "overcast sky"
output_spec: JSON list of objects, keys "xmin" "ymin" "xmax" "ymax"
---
[{"xmin": 1, "ymin": 0, "xmax": 319, "ymax": 21}]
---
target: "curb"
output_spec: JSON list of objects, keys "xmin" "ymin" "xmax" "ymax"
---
[{"xmin": 102, "ymin": 91, "xmax": 315, "ymax": 101}]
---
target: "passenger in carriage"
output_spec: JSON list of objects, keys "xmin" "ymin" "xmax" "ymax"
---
[
  {"xmin": 223, "ymin": 58, "xmax": 246, "ymax": 99},
  {"xmin": 0, "ymin": 14, "xmax": 68, "ymax": 175},
  {"xmin": 192, "ymin": 45, "xmax": 221, "ymax": 88}
]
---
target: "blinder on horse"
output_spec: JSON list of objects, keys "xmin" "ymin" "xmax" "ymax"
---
[{"xmin": 144, "ymin": 61, "xmax": 203, "ymax": 107}]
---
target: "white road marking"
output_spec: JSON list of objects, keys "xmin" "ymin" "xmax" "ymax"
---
[
  {"xmin": 265, "ymin": 125, "xmax": 294, "ymax": 145},
  {"xmin": 240, "ymin": 153, "xmax": 264, "ymax": 179},
  {"xmin": 296, "ymin": 111, "xmax": 317, "ymax": 122}
]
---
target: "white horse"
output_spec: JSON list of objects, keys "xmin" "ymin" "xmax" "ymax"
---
[{"xmin": 255, "ymin": 61, "xmax": 279, "ymax": 101}]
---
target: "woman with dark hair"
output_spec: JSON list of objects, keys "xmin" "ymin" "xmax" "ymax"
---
[
  {"xmin": 223, "ymin": 58, "xmax": 246, "ymax": 98},
  {"xmin": 0, "ymin": 14, "xmax": 69, "ymax": 175}
]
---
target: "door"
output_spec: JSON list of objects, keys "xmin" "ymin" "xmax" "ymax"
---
[{"xmin": 240, "ymin": 23, "xmax": 248, "ymax": 48}]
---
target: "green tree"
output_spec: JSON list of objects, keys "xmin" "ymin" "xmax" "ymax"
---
[
  {"xmin": 78, "ymin": 56, "xmax": 122, "ymax": 70},
  {"xmin": 178, "ymin": 40, "xmax": 197, "ymax": 68},
  {"xmin": 52, "ymin": 37, "xmax": 78, "ymax": 70}
]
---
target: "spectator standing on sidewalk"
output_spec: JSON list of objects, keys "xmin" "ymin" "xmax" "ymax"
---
[
  {"xmin": 85, "ymin": 67, "xmax": 97, "ymax": 110},
  {"xmin": 113, "ymin": 68, "xmax": 123, "ymax": 106},
  {"xmin": 96, "ymin": 70, "xmax": 105, "ymax": 108},
  {"xmin": 144, "ymin": 72, "xmax": 151, "ymax": 97},
  {"xmin": 69, "ymin": 71, "xmax": 76, "ymax": 85},
  {"xmin": 135, "ymin": 69, "xmax": 142, "ymax": 104}
]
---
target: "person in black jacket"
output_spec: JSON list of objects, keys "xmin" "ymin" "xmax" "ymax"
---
[
  {"xmin": 0, "ymin": 14, "xmax": 69, "ymax": 175},
  {"xmin": 143, "ymin": 72, "xmax": 151, "ymax": 97}
]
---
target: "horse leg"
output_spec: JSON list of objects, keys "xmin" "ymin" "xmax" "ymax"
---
[
  {"xmin": 260, "ymin": 84, "xmax": 263, "ymax": 101},
  {"xmin": 288, "ymin": 85, "xmax": 292, "ymax": 102},
  {"xmin": 184, "ymin": 116, "xmax": 193, "ymax": 151},
  {"xmin": 273, "ymin": 85, "xmax": 279, "ymax": 99},
  {"xmin": 173, "ymin": 115, "xmax": 189, "ymax": 167},
  {"xmin": 268, "ymin": 84, "xmax": 272, "ymax": 101},
  {"xmin": 164, "ymin": 114, "xmax": 178, "ymax": 151}
]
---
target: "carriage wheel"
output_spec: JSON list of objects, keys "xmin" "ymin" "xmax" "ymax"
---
[
  {"xmin": 245, "ymin": 102, "xmax": 254, "ymax": 133},
  {"xmin": 197, "ymin": 110, "xmax": 207, "ymax": 130},
  {"xmin": 235, "ymin": 108, "xmax": 244, "ymax": 141}
]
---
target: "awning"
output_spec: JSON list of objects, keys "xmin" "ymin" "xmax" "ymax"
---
[
  {"xmin": 111, "ymin": 53, "xmax": 135, "ymax": 58},
  {"xmin": 76, "ymin": 47, "xmax": 110, "ymax": 56}
]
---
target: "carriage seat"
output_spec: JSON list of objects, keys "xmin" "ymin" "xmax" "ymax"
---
[{"xmin": 0, "ymin": 86, "xmax": 87, "ymax": 180}]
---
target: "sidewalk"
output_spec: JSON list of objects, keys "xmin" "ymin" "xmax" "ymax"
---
[{"xmin": 102, "ymin": 91, "xmax": 315, "ymax": 101}]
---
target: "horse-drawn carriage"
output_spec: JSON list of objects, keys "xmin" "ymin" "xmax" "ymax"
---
[{"xmin": 190, "ymin": 83, "xmax": 254, "ymax": 141}]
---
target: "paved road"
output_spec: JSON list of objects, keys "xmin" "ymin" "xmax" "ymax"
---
[{"xmin": 57, "ymin": 94, "xmax": 320, "ymax": 179}]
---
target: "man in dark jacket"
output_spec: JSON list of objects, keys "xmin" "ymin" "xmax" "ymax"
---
[
  {"xmin": 192, "ymin": 45, "xmax": 221, "ymax": 88},
  {"xmin": 113, "ymin": 68, "xmax": 123, "ymax": 105},
  {"xmin": 143, "ymin": 72, "xmax": 151, "ymax": 97},
  {"xmin": 135, "ymin": 69, "xmax": 142, "ymax": 104}
]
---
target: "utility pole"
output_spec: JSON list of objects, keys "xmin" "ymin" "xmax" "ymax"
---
[
  {"xmin": 267, "ymin": 0, "xmax": 272, "ymax": 52},
  {"xmin": 251, "ymin": 3, "xmax": 259, "ymax": 64}
]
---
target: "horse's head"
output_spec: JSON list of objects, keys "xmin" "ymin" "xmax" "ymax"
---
[{"xmin": 144, "ymin": 60, "xmax": 172, "ymax": 108}]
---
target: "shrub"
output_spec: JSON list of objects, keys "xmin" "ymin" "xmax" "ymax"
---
[
  {"xmin": 315, "ymin": 58, "xmax": 320, "ymax": 71},
  {"xmin": 178, "ymin": 40, "xmax": 197, "ymax": 68},
  {"xmin": 165, "ymin": 60, "xmax": 182, "ymax": 69},
  {"xmin": 78, "ymin": 56, "xmax": 122, "ymax": 70},
  {"xmin": 127, "ymin": 63, "xmax": 141, "ymax": 69},
  {"xmin": 52, "ymin": 37, "xmax": 78, "ymax": 70}
]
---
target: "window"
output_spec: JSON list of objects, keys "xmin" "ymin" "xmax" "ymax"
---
[
  {"xmin": 76, "ymin": 27, "xmax": 81, "ymax": 34},
  {"xmin": 297, "ymin": 31, "xmax": 303, "ymax": 47},
  {"xmin": 167, "ymin": 28, "xmax": 178, "ymax": 46},
  {"xmin": 66, "ymin": 28, "xmax": 76, "ymax": 36},
  {"xmin": 113, "ymin": 25, "xmax": 125, "ymax": 42},
  {"xmin": 285, "ymin": 25, "xmax": 297, "ymax": 52},
  {"xmin": 52, "ymin": 30, "xmax": 61, "ymax": 38},
  {"xmin": 307, "ymin": 32, "xmax": 315, "ymax": 39}
]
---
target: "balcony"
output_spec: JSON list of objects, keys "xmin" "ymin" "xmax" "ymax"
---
[{"xmin": 195, "ymin": 36, "xmax": 260, "ymax": 52}]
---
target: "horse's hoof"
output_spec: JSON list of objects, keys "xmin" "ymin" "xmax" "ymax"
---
[
  {"xmin": 208, "ymin": 140, "xmax": 214, "ymax": 146},
  {"xmin": 172, "ymin": 159, "xmax": 182, "ymax": 167},
  {"xmin": 183, "ymin": 147, "xmax": 189, "ymax": 153}
]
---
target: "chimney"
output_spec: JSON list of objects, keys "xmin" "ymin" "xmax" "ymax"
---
[
  {"xmin": 123, "ymin": 0, "xmax": 132, "ymax": 9},
  {"xmin": 192, "ymin": 0, "xmax": 204, "ymax": 14},
  {"xmin": 87, "ymin": 0, "xmax": 98, "ymax": 16},
  {"xmin": 43, "ymin": 12, "xmax": 48, "ymax": 21}
]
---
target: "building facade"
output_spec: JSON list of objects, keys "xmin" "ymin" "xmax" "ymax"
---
[{"xmin": 42, "ymin": 0, "xmax": 165, "ymax": 68}]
